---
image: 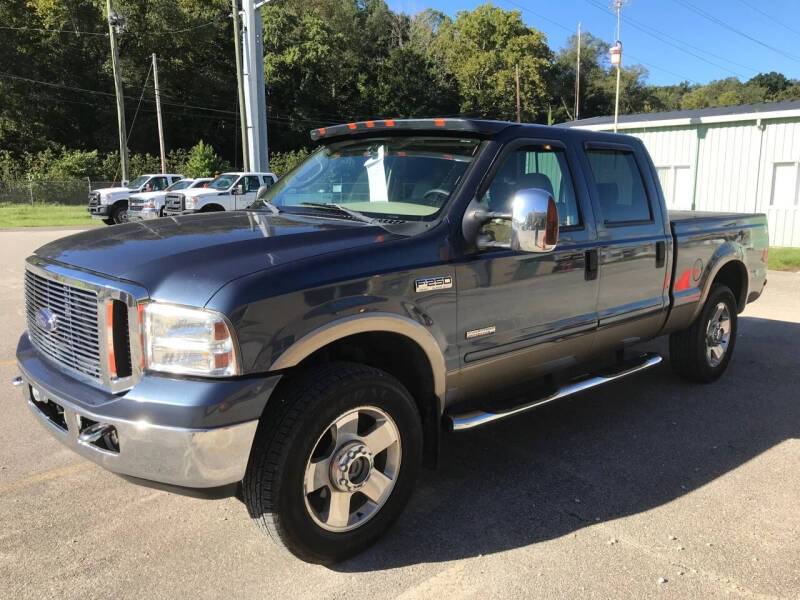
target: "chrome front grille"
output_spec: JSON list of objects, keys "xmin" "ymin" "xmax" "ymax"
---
[
  {"xmin": 23, "ymin": 257, "xmax": 148, "ymax": 393},
  {"xmin": 88, "ymin": 192, "xmax": 100, "ymax": 207},
  {"xmin": 164, "ymin": 193, "xmax": 184, "ymax": 213},
  {"xmin": 25, "ymin": 270, "xmax": 102, "ymax": 381},
  {"xmin": 128, "ymin": 196, "xmax": 144, "ymax": 210}
]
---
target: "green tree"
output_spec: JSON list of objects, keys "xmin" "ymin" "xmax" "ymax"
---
[
  {"xmin": 433, "ymin": 4, "xmax": 552, "ymax": 121},
  {"xmin": 184, "ymin": 141, "xmax": 224, "ymax": 177}
]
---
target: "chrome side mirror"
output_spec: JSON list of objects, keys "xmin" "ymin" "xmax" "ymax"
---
[
  {"xmin": 256, "ymin": 185, "xmax": 270, "ymax": 202},
  {"xmin": 510, "ymin": 188, "xmax": 559, "ymax": 253}
]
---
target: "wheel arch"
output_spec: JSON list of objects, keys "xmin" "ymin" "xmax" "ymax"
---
[
  {"xmin": 199, "ymin": 203, "xmax": 225, "ymax": 212},
  {"xmin": 270, "ymin": 313, "xmax": 446, "ymax": 403},
  {"xmin": 269, "ymin": 313, "xmax": 447, "ymax": 468}
]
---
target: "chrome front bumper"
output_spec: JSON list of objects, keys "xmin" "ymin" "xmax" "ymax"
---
[
  {"xmin": 16, "ymin": 333, "xmax": 279, "ymax": 490},
  {"xmin": 127, "ymin": 208, "xmax": 160, "ymax": 221},
  {"xmin": 19, "ymin": 376, "xmax": 258, "ymax": 488}
]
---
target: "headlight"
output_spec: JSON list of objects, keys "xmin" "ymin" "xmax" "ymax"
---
[
  {"xmin": 184, "ymin": 197, "xmax": 196, "ymax": 209},
  {"xmin": 143, "ymin": 200, "xmax": 155, "ymax": 209},
  {"xmin": 142, "ymin": 303, "xmax": 240, "ymax": 377},
  {"xmin": 101, "ymin": 194, "xmax": 111, "ymax": 204}
]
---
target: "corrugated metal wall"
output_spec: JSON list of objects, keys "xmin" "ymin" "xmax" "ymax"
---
[{"xmin": 620, "ymin": 119, "xmax": 800, "ymax": 247}]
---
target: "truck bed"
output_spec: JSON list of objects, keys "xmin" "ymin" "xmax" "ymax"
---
[{"xmin": 664, "ymin": 209, "xmax": 769, "ymax": 334}]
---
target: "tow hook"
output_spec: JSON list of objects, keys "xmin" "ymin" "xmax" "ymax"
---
[{"xmin": 11, "ymin": 376, "xmax": 23, "ymax": 387}]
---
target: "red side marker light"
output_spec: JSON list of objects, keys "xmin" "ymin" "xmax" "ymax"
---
[{"xmin": 434, "ymin": 118, "xmax": 446, "ymax": 127}]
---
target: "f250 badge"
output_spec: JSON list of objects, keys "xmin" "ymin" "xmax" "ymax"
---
[{"xmin": 414, "ymin": 276, "xmax": 453, "ymax": 293}]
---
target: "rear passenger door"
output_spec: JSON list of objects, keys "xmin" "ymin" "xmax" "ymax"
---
[{"xmin": 581, "ymin": 141, "xmax": 670, "ymax": 348}]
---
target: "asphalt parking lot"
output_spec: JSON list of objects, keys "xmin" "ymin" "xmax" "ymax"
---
[{"xmin": 1, "ymin": 227, "xmax": 798, "ymax": 599}]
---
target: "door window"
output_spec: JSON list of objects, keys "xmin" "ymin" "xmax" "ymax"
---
[
  {"xmin": 478, "ymin": 144, "xmax": 580, "ymax": 243},
  {"xmin": 585, "ymin": 149, "xmax": 652, "ymax": 224},
  {"xmin": 147, "ymin": 176, "xmax": 169, "ymax": 191},
  {"xmin": 243, "ymin": 176, "xmax": 261, "ymax": 193}
]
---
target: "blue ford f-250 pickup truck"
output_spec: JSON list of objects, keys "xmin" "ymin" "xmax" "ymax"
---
[{"xmin": 15, "ymin": 118, "xmax": 768, "ymax": 563}]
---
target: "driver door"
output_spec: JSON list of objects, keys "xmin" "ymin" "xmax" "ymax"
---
[
  {"xmin": 237, "ymin": 175, "xmax": 262, "ymax": 209},
  {"xmin": 455, "ymin": 139, "xmax": 600, "ymax": 398}
]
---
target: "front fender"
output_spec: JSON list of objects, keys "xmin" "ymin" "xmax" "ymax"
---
[{"xmin": 270, "ymin": 312, "xmax": 447, "ymax": 403}]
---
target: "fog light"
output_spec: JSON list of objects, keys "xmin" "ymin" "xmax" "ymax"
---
[{"xmin": 31, "ymin": 386, "xmax": 42, "ymax": 402}]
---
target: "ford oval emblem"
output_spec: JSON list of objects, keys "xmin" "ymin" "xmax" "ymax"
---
[{"xmin": 35, "ymin": 308, "xmax": 58, "ymax": 333}]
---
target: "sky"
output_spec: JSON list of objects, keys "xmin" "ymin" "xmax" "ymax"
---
[{"xmin": 386, "ymin": 0, "xmax": 800, "ymax": 87}]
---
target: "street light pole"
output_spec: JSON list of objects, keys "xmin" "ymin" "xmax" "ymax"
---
[
  {"xmin": 106, "ymin": 0, "xmax": 128, "ymax": 183},
  {"xmin": 241, "ymin": 0, "xmax": 270, "ymax": 171}
]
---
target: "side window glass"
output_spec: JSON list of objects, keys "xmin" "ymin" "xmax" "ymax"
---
[
  {"xmin": 245, "ymin": 176, "xmax": 261, "ymax": 192},
  {"xmin": 585, "ymin": 149, "xmax": 652, "ymax": 224},
  {"xmin": 149, "ymin": 177, "xmax": 168, "ymax": 191},
  {"xmin": 478, "ymin": 145, "xmax": 580, "ymax": 243}
]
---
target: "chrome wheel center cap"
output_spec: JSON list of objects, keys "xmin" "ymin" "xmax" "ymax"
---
[{"xmin": 330, "ymin": 442, "xmax": 373, "ymax": 492}]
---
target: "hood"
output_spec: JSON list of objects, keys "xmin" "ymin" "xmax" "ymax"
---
[
  {"xmin": 34, "ymin": 211, "xmax": 398, "ymax": 307},
  {"xmin": 183, "ymin": 187, "xmax": 226, "ymax": 198},
  {"xmin": 129, "ymin": 190, "xmax": 164, "ymax": 200},
  {"xmin": 93, "ymin": 187, "xmax": 132, "ymax": 196}
]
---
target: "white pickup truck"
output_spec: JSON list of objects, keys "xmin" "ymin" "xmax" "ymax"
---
[
  {"xmin": 128, "ymin": 177, "xmax": 212, "ymax": 221},
  {"xmin": 88, "ymin": 174, "xmax": 184, "ymax": 224},
  {"xmin": 162, "ymin": 171, "xmax": 277, "ymax": 216}
]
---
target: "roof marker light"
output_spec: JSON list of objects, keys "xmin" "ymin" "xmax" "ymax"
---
[
  {"xmin": 434, "ymin": 118, "xmax": 446, "ymax": 126},
  {"xmin": 384, "ymin": 119, "xmax": 395, "ymax": 127},
  {"xmin": 318, "ymin": 128, "xmax": 326, "ymax": 135},
  {"xmin": 365, "ymin": 120, "xmax": 375, "ymax": 128},
  {"xmin": 348, "ymin": 123, "xmax": 357, "ymax": 130}
]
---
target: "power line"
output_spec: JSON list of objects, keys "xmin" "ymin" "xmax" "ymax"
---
[
  {"xmin": 0, "ymin": 71, "xmax": 237, "ymax": 115},
  {"xmin": 0, "ymin": 20, "xmax": 218, "ymax": 37},
  {"xmin": 735, "ymin": 0, "xmax": 800, "ymax": 40},
  {"xmin": 500, "ymin": 0, "xmax": 573, "ymax": 34},
  {"xmin": 499, "ymin": 0, "xmax": 698, "ymax": 83},
  {"xmin": 584, "ymin": 0, "xmax": 753, "ymax": 78},
  {"xmin": 0, "ymin": 25, "xmax": 106, "ymax": 36},
  {"xmin": 125, "ymin": 63, "xmax": 153, "ymax": 144},
  {"xmin": 672, "ymin": 0, "xmax": 800, "ymax": 64}
]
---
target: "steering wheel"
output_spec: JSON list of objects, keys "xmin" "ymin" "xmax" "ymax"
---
[{"xmin": 422, "ymin": 188, "xmax": 451, "ymax": 207}]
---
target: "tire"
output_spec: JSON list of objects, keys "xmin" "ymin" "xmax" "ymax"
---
[
  {"xmin": 110, "ymin": 204, "xmax": 128, "ymax": 224},
  {"xmin": 669, "ymin": 284, "xmax": 738, "ymax": 383},
  {"xmin": 102, "ymin": 218, "xmax": 115, "ymax": 225},
  {"xmin": 243, "ymin": 362, "xmax": 423, "ymax": 564}
]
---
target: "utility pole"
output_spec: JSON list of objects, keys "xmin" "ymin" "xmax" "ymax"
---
[
  {"xmin": 241, "ymin": 0, "xmax": 270, "ymax": 171},
  {"xmin": 152, "ymin": 54, "xmax": 166, "ymax": 174},
  {"xmin": 232, "ymin": 0, "xmax": 249, "ymax": 171},
  {"xmin": 106, "ymin": 0, "xmax": 128, "ymax": 183},
  {"xmin": 515, "ymin": 64, "xmax": 521, "ymax": 123},
  {"xmin": 611, "ymin": 0, "xmax": 628, "ymax": 133},
  {"xmin": 575, "ymin": 22, "xmax": 581, "ymax": 121}
]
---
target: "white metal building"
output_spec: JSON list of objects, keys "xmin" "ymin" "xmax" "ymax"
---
[{"xmin": 568, "ymin": 101, "xmax": 800, "ymax": 247}]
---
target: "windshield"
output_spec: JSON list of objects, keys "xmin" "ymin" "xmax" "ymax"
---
[
  {"xmin": 166, "ymin": 179, "xmax": 193, "ymax": 191},
  {"xmin": 129, "ymin": 176, "xmax": 149, "ymax": 188},
  {"xmin": 255, "ymin": 136, "xmax": 481, "ymax": 221},
  {"xmin": 207, "ymin": 174, "xmax": 238, "ymax": 190}
]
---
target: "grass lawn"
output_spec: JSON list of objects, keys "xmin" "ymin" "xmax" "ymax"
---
[
  {"xmin": 0, "ymin": 204, "xmax": 97, "ymax": 228},
  {"xmin": 768, "ymin": 247, "xmax": 800, "ymax": 272}
]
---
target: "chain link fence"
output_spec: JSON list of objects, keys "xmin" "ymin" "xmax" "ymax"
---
[{"xmin": 0, "ymin": 180, "xmax": 115, "ymax": 206}]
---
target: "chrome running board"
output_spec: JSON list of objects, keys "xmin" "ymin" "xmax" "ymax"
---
[{"xmin": 447, "ymin": 352, "xmax": 662, "ymax": 432}]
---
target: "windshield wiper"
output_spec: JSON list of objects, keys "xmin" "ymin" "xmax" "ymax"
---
[{"xmin": 299, "ymin": 202, "xmax": 378, "ymax": 224}]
